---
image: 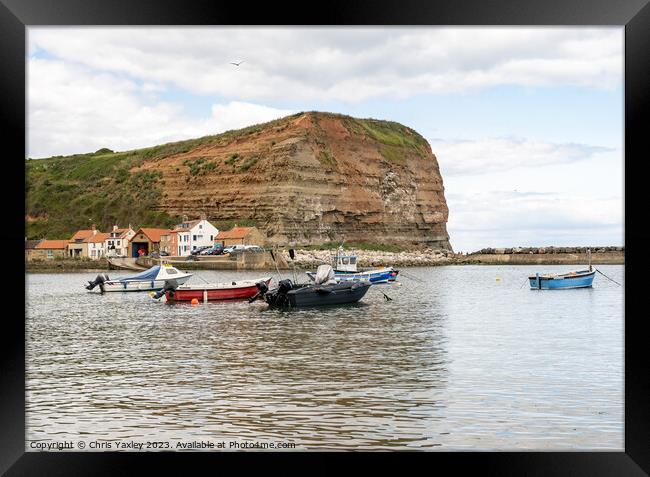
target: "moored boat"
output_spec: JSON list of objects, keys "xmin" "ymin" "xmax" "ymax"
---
[
  {"xmin": 85, "ymin": 264, "xmax": 192, "ymax": 292},
  {"xmin": 528, "ymin": 269, "xmax": 596, "ymax": 290},
  {"xmin": 528, "ymin": 249, "xmax": 596, "ymax": 290},
  {"xmin": 158, "ymin": 277, "xmax": 272, "ymax": 302},
  {"xmin": 306, "ymin": 247, "xmax": 399, "ymax": 284},
  {"xmin": 253, "ymin": 265, "xmax": 372, "ymax": 308}
]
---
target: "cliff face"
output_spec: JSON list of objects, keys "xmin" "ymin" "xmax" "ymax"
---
[{"xmin": 135, "ymin": 112, "xmax": 451, "ymax": 249}]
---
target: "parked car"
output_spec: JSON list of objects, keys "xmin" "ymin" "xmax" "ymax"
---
[
  {"xmin": 200, "ymin": 244, "xmax": 224, "ymax": 255},
  {"xmin": 190, "ymin": 246, "xmax": 211, "ymax": 256},
  {"xmin": 224, "ymin": 244, "xmax": 263, "ymax": 254},
  {"xmin": 211, "ymin": 246, "xmax": 225, "ymax": 255},
  {"xmin": 160, "ymin": 251, "xmax": 170, "ymax": 256},
  {"xmin": 243, "ymin": 245, "xmax": 265, "ymax": 252}
]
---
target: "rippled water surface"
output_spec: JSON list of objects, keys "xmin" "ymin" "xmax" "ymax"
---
[{"xmin": 26, "ymin": 265, "xmax": 624, "ymax": 450}]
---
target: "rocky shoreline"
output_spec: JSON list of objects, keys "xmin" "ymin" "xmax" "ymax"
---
[{"xmin": 284, "ymin": 249, "xmax": 456, "ymax": 268}]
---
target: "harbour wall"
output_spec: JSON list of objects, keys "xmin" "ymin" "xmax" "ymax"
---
[
  {"xmin": 458, "ymin": 251, "xmax": 624, "ymax": 265},
  {"xmin": 136, "ymin": 251, "xmax": 290, "ymax": 270},
  {"xmin": 25, "ymin": 248, "xmax": 624, "ymax": 271}
]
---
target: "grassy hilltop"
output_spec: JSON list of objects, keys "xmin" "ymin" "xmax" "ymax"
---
[{"xmin": 26, "ymin": 112, "xmax": 439, "ymax": 243}]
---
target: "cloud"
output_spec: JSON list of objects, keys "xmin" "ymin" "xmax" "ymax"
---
[
  {"xmin": 207, "ymin": 102, "xmax": 295, "ymax": 133},
  {"xmin": 445, "ymin": 190, "xmax": 623, "ymax": 251},
  {"xmin": 432, "ymin": 137, "xmax": 613, "ymax": 176},
  {"xmin": 27, "ymin": 58, "xmax": 294, "ymax": 158},
  {"xmin": 28, "ymin": 27, "xmax": 623, "ymax": 102}
]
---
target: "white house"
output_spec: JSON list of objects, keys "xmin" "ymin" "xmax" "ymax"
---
[
  {"xmin": 173, "ymin": 218, "xmax": 219, "ymax": 256},
  {"xmin": 85, "ymin": 231, "xmax": 109, "ymax": 260},
  {"xmin": 104, "ymin": 225, "xmax": 136, "ymax": 258}
]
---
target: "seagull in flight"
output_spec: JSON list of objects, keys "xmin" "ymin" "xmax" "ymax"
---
[{"xmin": 230, "ymin": 60, "xmax": 245, "ymax": 67}]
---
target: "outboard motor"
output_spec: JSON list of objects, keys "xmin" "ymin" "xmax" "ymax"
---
[
  {"xmin": 152, "ymin": 279, "xmax": 179, "ymax": 300},
  {"xmin": 278, "ymin": 279, "xmax": 293, "ymax": 294},
  {"xmin": 267, "ymin": 279, "xmax": 294, "ymax": 308},
  {"xmin": 86, "ymin": 274, "xmax": 106, "ymax": 292},
  {"xmin": 249, "ymin": 280, "xmax": 270, "ymax": 303}
]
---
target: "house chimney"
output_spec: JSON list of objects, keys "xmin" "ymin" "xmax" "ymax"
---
[
  {"xmin": 200, "ymin": 212, "xmax": 207, "ymax": 220},
  {"xmin": 113, "ymin": 225, "xmax": 118, "ymax": 231},
  {"xmin": 92, "ymin": 223, "xmax": 97, "ymax": 235},
  {"xmin": 182, "ymin": 214, "xmax": 188, "ymax": 223}
]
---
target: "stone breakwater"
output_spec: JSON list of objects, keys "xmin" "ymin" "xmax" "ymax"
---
[
  {"xmin": 470, "ymin": 246, "xmax": 624, "ymax": 255},
  {"xmin": 284, "ymin": 246, "xmax": 625, "ymax": 268},
  {"xmin": 25, "ymin": 247, "xmax": 624, "ymax": 272},
  {"xmin": 284, "ymin": 249, "xmax": 455, "ymax": 268}
]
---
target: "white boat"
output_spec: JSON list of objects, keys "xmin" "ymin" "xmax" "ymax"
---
[{"xmin": 85, "ymin": 264, "xmax": 192, "ymax": 292}]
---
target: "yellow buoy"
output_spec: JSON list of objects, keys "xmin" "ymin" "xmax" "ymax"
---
[
  {"xmin": 191, "ymin": 298, "xmax": 199, "ymax": 305},
  {"xmin": 496, "ymin": 277, "xmax": 501, "ymax": 282}
]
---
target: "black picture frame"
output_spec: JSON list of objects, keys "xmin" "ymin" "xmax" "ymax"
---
[{"xmin": 3, "ymin": 0, "xmax": 647, "ymax": 474}]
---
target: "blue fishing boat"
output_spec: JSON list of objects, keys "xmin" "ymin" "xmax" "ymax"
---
[
  {"xmin": 528, "ymin": 268, "xmax": 596, "ymax": 290},
  {"xmin": 306, "ymin": 247, "xmax": 399, "ymax": 284},
  {"xmin": 529, "ymin": 249, "xmax": 596, "ymax": 290}
]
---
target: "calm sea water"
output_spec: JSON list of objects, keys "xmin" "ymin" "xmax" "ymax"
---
[{"xmin": 26, "ymin": 265, "xmax": 624, "ymax": 451}]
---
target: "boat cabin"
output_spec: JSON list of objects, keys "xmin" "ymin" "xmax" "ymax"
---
[{"xmin": 333, "ymin": 248, "xmax": 358, "ymax": 272}]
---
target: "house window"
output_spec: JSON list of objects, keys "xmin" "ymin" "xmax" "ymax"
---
[
  {"xmin": 193, "ymin": 235, "xmax": 197, "ymax": 241},
  {"xmin": 47, "ymin": 250, "xmax": 53, "ymax": 258},
  {"xmin": 210, "ymin": 235, "xmax": 213, "ymax": 241},
  {"xmin": 199, "ymin": 224, "xmax": 203, "ymax": 229}
]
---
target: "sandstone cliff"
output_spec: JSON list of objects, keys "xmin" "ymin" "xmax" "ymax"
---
[
  {"xmin": 136, "ymin": 112, "xmax": 451, "ymax": 249},
  {"xmin": 27, "ymin": 112, "xmax": 451, "ymax": 249}
]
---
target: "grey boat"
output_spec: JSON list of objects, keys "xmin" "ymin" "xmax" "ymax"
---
[{"xmin": 250, "ymin": 265, "xmax": 372, "ymax": 308}]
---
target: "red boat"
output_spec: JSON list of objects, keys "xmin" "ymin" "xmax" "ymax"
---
[{"xmin": 165, "ymin": 277, "xmax": 272, "ymax": 303}]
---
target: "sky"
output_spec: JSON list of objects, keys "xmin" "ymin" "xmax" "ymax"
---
[{"xmin": 27, "ymin": 27, "xmax": 624, "ymax": 252}]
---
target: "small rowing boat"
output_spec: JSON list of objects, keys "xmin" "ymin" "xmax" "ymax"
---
[
  {"xmin": 528, "ymin": 268, "xmax": 596, "ymax": 290},
  {"xmin": 528, "ymin": 249, "xmax": 596, "ymax": 290}
]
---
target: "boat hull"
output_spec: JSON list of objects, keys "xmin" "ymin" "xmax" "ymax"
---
[
  {"xmin": 167, "ymin": 278, "xmax": 272, "ymax": 302},
  {"xmin": 529, "ymin": 270, "xmax": 595, "ymax": 290},
  {"xmin": 264, "ymin": 281, "xmax": 371, "ymax": 308},
  {"xmin": 101, "ymin": 274, "xmax": 191, "ymax": 292}
]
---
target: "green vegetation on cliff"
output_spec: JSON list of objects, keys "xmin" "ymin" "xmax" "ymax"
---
[{"xmin": 26, "ymin": 112, "xmax": 432, "ymax": 240}]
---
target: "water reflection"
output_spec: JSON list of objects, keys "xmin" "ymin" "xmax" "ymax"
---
[{"xmin": 26, "ymin": 266, "xmax": 623, "ymax": 450}]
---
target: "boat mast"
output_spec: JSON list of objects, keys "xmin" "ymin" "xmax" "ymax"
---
[{"xmin": 587, "ymin": 248, "xmax": 592, "ymax": 271}]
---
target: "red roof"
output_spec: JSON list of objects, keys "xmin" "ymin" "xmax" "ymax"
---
[
  {"xmin": 217, "ymin": 226, "xmax": 254, "ymax": 239},
  {"xmin": 35, "ymin": 239, "xmax": 68, "ymax": 250},
  {"xmin": 84, "ymin": 232, "xmax": 109, "ymax": 243},
  {"xmin": 69, "ymin": 229, "xmax": 94, "ymax": 242},
  {"xmin": 133, "ymin": 228, "xmax": 172, "ymax": 243}
]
